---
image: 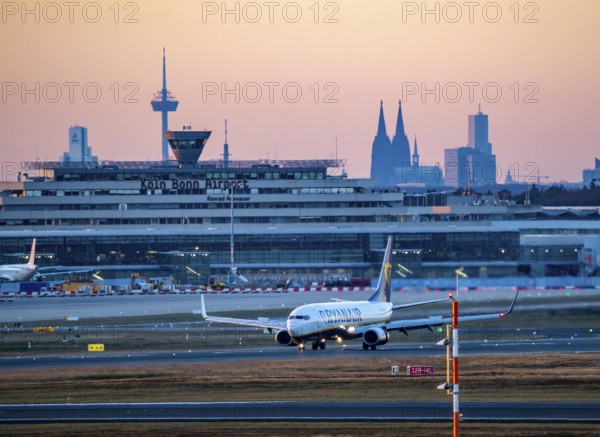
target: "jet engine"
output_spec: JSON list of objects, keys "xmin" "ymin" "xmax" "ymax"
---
[
  {"xmin": 362, "ymin": 327, "xmax": 389, "ymax": 346},
  {"xmin": 275, "ymin": 329, "xmax": 296, "ymax": 346}
]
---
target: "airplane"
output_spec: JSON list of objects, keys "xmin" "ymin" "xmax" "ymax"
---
[
  {"xmin": 200, "ymin": 236, "xmax": 519, "ymax": 351},
  {"xmin": 0, "ymin": 239, "xmax": 94, "ymax": 282},
  {"xmin": 0, "ymin": 238, "xmax": 38, "ymax": 282}
]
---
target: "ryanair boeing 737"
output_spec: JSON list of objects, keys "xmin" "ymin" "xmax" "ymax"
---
[{"xmin": 201, "ymin": 236, "xmax": 519, "ymax": 351}]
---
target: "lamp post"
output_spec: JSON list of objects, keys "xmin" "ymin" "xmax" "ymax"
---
[{"xmin": 455, "ymin": 267, "xmax": 467, "ymax": 301}]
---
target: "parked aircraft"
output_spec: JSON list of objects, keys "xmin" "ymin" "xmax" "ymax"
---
[
  {"xmin": 0, "ymin": 239, "xmax": 38, "ymax": 282},
  {"xmin": 0, "ymin": 239, "xmax": 94, "ymax": 282}
]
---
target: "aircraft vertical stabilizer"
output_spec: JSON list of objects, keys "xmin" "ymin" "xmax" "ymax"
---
[
  {"xmin": 27, "ymin": 239, "xmax": 36, "ymax": 267},
  {"xmin": 368, "ymin": 236, "xmax": 393, "ymax": 303}
]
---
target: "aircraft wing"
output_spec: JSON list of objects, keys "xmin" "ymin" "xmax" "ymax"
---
[
  {"xmin": 332, "ymin": 296, "xmax": 450, "ymax": 307},
  {"xmin": 0, "ymin": 274, "xmax": 15, "ymax": 281},
  {"xmin": 355, "ymin": 291, "xmax": 519, "ymax": 335},
  {"xmin": 36, "ymin": 267, "xmax": 94, "ymax": 278},
  {"xmin": 200, "ymin": 295, "xmax": 287, "ymax": 331},
  {"xmin": 37, "ymin": 267, "xmax": 94, "ymax": 275},
  {"xmin": 392, "ymin": 297, "xmax": 450, "ymax": 310}
]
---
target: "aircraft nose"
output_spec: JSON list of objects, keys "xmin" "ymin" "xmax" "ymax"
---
[{"xmin": 287, "ymin": 322, "xmax": 302, "ymax": 337}]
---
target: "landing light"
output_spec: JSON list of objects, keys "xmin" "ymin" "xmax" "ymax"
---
[{"xmin": 347, "ymin": 326, "xmax": 355, "ymax": 333}]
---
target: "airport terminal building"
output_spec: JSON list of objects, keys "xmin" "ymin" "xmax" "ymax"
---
[{"xmin": 0, "ymin": 130, "xmax": 599, "ymax": 284}]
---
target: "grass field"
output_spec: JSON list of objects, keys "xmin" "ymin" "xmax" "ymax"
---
[
  {"xmin": 1, "ymin": 354, "xmax": 600, "ymax": 436},
  {"xmin": 3, "ymin": 422, "xmax": 600, "ymax": 437},
  {"xmin": 2, "ymin": 304, "xmax": 599, "ymax": 354},
  {"xmin": 2, "ymin": 301, "xmax": 599, "ymax": 435},
  {"xmin": 1, "ymin": 354, "xmax": 599, "ymax": 403}
]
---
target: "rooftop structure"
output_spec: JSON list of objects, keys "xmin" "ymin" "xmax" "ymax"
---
[{"xmin": 164, "ymin": 128, "xmax": 212, "ymax": 165}]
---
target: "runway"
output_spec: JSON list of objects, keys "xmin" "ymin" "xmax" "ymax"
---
[
  {"xmin": 1, "ymin": 337, "xmax": 599, "ymax": 370},
  {"xmin": 1, "ymin": 401, "xmax": 599, "ymax": 423},
  {"xmin": 2, "ymin": 287, "xmax": 600, "ymax": 322}
]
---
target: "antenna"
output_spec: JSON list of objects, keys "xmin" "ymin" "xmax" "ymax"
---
[
  {"xmin": 335, "ymin": 137, "xmax": 338, "ymax": 162},
  {"xmin": 222, "ymin": 118, "xmax": 230, "ymax": 168}
]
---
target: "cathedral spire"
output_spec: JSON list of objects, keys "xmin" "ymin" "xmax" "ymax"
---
[
  {"xmin": 371, "ymin": 100, "xmax": 392, "ymax": 184},
  {"xmin": 391, "ymin": 100, "xmax": 411, "ymax": 170},
  {"xmin": 412, "ymin": 135, "xmax": 419, "ymax": 167},
  {"xmin": 376, "ymin": 100, "xmax": 388, "ymax": 138},
  {"xmin": 395, "ymin": 100, "xmax": 406, "ymax": 138}
]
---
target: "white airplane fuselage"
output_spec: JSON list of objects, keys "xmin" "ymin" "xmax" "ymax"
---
[
  {"xmin": 0, "ymin": 264, "xmax": 37, "ymax": 282},
  {"xmin": 0, "ymin": 239, "xmax": 38, "ymax": 282},
  {"xmin": 286, "ymin": 301, "xmax": 393, "ymax": 340}
]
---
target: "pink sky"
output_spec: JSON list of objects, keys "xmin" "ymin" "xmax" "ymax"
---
[{"xmin": 1, "ymin": 1, "xmax": 599, "ymax": 183}]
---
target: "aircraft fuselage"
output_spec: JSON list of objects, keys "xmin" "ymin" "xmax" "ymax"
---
[{"xmin": 286, "ymin": 301, "xmax": 392, "ymax": 341}]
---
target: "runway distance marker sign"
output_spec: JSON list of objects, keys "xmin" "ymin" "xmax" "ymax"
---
[{"xmin": 407, "ymin": 366, "xmax": 434, "ymax": 376}]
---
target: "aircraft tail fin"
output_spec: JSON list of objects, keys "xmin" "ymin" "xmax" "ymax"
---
[
  {"xmin": 368, "ymin": 236, "xmax": 393, "ymax": 303},
  {"xmin": 27, "ymin": 238, "xmax": 36, "ymax": 266}
]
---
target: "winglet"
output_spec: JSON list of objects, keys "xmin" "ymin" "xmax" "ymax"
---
[
  {"xmin": 200, "ymin": 295, "xmax": 208, "ymax": 319},
  {"xmin": 500, "ymin": 290, "xmax": 519, "ymax": 317},
  {"xmin": 369, "ymin": 236, "xmax": 394, "ymax": 303},
  {"xmin": 27, "ymin": 238, "xmax": 36, "ymax": 266}
]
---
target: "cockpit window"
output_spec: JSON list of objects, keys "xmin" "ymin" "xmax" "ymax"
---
[{"xmin": 288, "ymin": 315, "xmax": 310, "ymax": 320}]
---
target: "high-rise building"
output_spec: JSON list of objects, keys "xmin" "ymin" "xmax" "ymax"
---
[
  {"xmin": 583, "ymin": 158, "xmax": 600, "ymax": 187},
  {"xmin": 444, "ymin": 146, "xmax": 497, "ymax": 189},
  {"xmin": 468, "ymin": 105, "xmax": 492, "ymax": 155},
  {"xmin": 61, "ymin": 125, "xmax": 97, "ymax": 163},
  {"xmin": 445, "ymin": 107, "xmax": 496, "ymax": 189}
]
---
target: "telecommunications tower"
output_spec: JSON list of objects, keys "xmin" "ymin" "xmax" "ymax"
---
[{"xmin": 151, "ymin": 48, "xmax": 179, "ymax": 161}]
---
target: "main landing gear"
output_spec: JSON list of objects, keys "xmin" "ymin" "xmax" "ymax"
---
[
  {"xmin": 362, "ymin": 343, "xmax": 377, "ymax": 350},
  {"xmin": 311, "ymin": 340, "xmax": 326, "ymax": 350},
  {"xmin": 298, "ymin": 340, "xmax": 326, "ymax": 351}
]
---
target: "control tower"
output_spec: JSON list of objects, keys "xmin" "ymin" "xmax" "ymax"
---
[
  {"xmin": 165, "ymin": 128, "xmax": 212, "ymax": 166},
  {"xmin": 151, "ymin": 48, "xmax": 179, "ymax": 161}
]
